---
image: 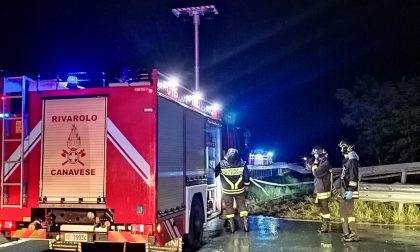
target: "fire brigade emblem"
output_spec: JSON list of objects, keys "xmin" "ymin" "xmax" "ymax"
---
[{"xmin": 61, "ymin": 124, "xmax": 86, "ymax": 166}]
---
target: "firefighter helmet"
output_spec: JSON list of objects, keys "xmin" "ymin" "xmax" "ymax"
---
[
  {"xmin": 225, "ymin": 148, "xmax": 241, "ymax": 164},
  {"xmin": 311, "ymin": 146, "xmax": 327, "ymax": 156},
  {"xmin": 338, "ymin": 140, "xmax": 354, "ymax": 154}
]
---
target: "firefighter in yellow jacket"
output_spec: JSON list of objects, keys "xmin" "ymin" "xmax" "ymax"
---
[{"xmin": 215, "ymin": 148, "xmax": 250, "ymax": 233}]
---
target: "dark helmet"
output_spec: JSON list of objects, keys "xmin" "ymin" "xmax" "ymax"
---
[
  {"xmin": 338, "ymin": 140, "xmax": 355, "ymax": 154},
  {"xmin": 225, "ymin": 148, "xmax": 241, "ymax": 164},
  {"xmin": 311, "ymin": 145, "xmax": 327, "ymax": 156}
]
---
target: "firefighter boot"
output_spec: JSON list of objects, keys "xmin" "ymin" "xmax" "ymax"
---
[
  {"xmin": 343, "ymin": 233, "xmax": 360, "ymax": 242},
  {"xmin": 225, "ymin": 218, "xmax": 236, "ymax": 233},
  {"xmin": 319, "ymin": 219, "xmax": 330, "ymax": 233},
  {"xmin": 343, "ymin": 221, "xmax": 360, "ymax": 242},
  {"xmin": 243, "ymin": 216, "xmax": 249, "ymax": 232},
  {"xmin": 341, "ymin": 221, "xmax": 350, "ymax": 238}
]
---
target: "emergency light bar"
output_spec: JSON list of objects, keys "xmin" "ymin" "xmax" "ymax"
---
[
  {"xmin": 172, "ymin": 5, "xmax": 218, "ymax": 17},
  {"xmin": 157, "ymin": 72, "xmax": 221, "ymax": 120}
]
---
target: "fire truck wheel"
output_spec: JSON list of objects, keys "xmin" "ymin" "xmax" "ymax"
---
[{"xmin": 184, "ymin": 198, "xmax": 204, "ymax": 251}]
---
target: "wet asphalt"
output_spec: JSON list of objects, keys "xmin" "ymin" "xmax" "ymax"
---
[
  {"xmin": 2, "ymin": 216, "xmax": 420, "ymax": 251},
  {"xmin": 200, "ymin": 216, "xmax": 420, "ymax": 252}
]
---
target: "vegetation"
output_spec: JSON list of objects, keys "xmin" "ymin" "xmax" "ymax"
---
[
  {"xmin": 336, "ymin": 76, "xmax": 420, "ymax": 165},
  {"xmin": 247, "ymin": 174, "xmax": 313, "ymax": 203},
  {"xmin": 248, "ymin": 196, "xmax": 420, "ymax": 225}
]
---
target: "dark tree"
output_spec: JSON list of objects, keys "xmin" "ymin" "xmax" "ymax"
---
[{"xmin": 336, "ymin": 76, "xmax": 420, "ymax": 165}]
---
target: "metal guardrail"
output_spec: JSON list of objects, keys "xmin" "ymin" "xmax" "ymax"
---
[
  {"xmin": 332, "ymin": 162, "xmax": 420, "ymax": 183},
  {"xmin": 332, "ymin": 163, "xmax": 420, "ymax": 206},
  {"xmin": 358, "ymin": 182, "xmax": 420, "ymax": 204},
  {"xmin": 359, "ymin": 162, "xmax": 420, "ymax": 183}
]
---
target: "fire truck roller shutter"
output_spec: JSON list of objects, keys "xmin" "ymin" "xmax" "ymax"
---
[
  {"xmin": 157, "ymin": 97, "xmax": 184, "ymax": 214},
  {"xmin": 185, "ymin": 110, "xmax": 206, "ymax": 181},
  {"xmin": 41, "ymin": 97, "xmax": 106, "ymax": 201}
]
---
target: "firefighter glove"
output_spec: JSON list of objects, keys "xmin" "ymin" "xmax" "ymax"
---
[{"xmin": 345, "ymin": 191, "xmax": 353, "ymax": 200}]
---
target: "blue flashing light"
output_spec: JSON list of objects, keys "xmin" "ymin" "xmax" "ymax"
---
[
  {"xmin": 67, "ymin": 75, "xmax": 79, "ymax": 85},
  {"xmin": 0, "ymin": 113, "xmax": 10, "ymax": 118},
  {"xmin": 225, "ymin": 111, "xmax": 238, "ymax": 125}
]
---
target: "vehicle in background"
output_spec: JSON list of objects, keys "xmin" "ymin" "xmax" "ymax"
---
[{"xmin": 248, "ymin": 150, "xmax": 274, "ymax": 166}]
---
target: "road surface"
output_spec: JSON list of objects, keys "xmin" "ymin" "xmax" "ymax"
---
[
  {"xmin": 2, "ymin": 216, "xmax": 420, "ymax": 251},
  {"xmin": 200, "ymin": 216, "xmax": 420, "ymax": 252}
]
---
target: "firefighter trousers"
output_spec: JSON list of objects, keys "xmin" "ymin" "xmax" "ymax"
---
[
  {"xmin": 318, "ymin": 198, "xmax": 330, "ymax": 220},
  {"xmin": 223, "ymin": 193, "xmax": 248, "ymax": 219},
  {"xmin": 339, "ymin": 198, "xmax": 357, "ymax": 234},
  {"xmin": 316, "ymin": 191, "xmax": 331, "ymax": 220}
]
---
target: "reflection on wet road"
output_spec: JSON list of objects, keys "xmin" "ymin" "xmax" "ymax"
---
[{"xmin": 200, "ymin": 216, "xmax": 420, "ymax": 252}]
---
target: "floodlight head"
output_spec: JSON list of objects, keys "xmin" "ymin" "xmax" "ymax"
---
[
  {"xmin": 211, "ymin": 102, "xmax": 222, "ymax": 111},
  {"xmin": 193, "ymin": 91, "xmax": 203, "ymax": 100},
  {"xmin": 172, "ymin": 5, "xmax": 218, "ymax": 18}
]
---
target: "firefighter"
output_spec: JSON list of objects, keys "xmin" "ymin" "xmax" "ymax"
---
[
  {"xmin": 333, "ymin": 140, "xmax": 360, "ymax": 242},
  {"xmin": 305, "ymin": 146, "xmax": 332, "ymax": 233},
  {"xmin": 215, "ymin": 148, "xmax": 250, "ymax": 233}
]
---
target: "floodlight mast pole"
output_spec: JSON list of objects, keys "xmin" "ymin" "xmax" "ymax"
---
[
  {"xmin": 172, "ymin": 5, "xmax": 218, "ymax": 91},
  {"xmin": 193, "ymin": 13, "xmax": 200, "ymax": 91}
]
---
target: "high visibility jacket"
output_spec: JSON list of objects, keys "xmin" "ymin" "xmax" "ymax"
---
[{"xmin": 215, "ymin": 160, "xmax": 250, "ymax": 195}]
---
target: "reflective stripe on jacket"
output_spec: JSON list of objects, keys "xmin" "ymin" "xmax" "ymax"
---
[
  {"xmin": 216, "ymin": 157, "xmax": 250, "ymax": 195},
  {"xmin": 220, "ymin": 166, "xmax": 246, "ymax": 194}
]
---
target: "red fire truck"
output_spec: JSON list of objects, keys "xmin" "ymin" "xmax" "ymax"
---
[{"xmin": 0, "ymin": 69, "xmax": 223, "ymax": 251}]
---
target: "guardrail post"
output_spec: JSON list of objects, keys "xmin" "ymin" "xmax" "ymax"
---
[
  {"xmin": 398, "ymin": 202, "xmax": 404, "ymax": 214},
  {"xmin": 401, "ymin": 170, "xmax": 407, "ymax": 184}
]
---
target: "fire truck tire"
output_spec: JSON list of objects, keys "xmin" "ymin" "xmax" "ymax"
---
[{"xmin": 184, "ymin": 198, "xmax": 204, "ymax": 251}]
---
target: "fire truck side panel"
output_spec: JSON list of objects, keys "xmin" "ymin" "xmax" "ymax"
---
[
  {"xmin": 157, "ymin": 97, "xmax": 184, "ymax": 214},
  {"xmin": 105, "ymin": 86, "xmax": 157, "ymax": 224},
  {"xmin": 28, "ymin": 92, "xmax": 43, "ymax": 213}
]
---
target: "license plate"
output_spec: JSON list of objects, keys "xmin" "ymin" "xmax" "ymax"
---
[{"xmin": 64, "ymin": 233, "xmax": 88, "ymax": 242}]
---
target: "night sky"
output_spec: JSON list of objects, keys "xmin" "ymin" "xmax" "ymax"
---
[{"xmin": 2, "ymin": 0, "xmax": 420, "ymax": 165}]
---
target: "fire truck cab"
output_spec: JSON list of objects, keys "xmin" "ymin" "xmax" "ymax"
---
[{"xmin": 0, "ymin": 69, "xmax": 223, "ymax": 251}]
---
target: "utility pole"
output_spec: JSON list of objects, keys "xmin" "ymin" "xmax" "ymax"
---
[{"xmin": 172, "ymin": 5, "xmax": 218, "ymax": 91}]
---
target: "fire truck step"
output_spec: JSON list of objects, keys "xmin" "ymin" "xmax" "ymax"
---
[
  {"xmin": 4, "ymin": 139, "xmax": 22, "ymax": 142},
  {"xmin": 1, "ymin": 204, "xmax": 21, "ymax": 208},
  {"xmin": 2, "ymin": 117, "xmax": 22, "ymax": 120},
  {"xmin": 2, "ymin": 95, "xmax": 22, "ymax": 99},
  {"xmin": 3, "ymin": 182, "xmax": 21, "ymax": 186}
]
